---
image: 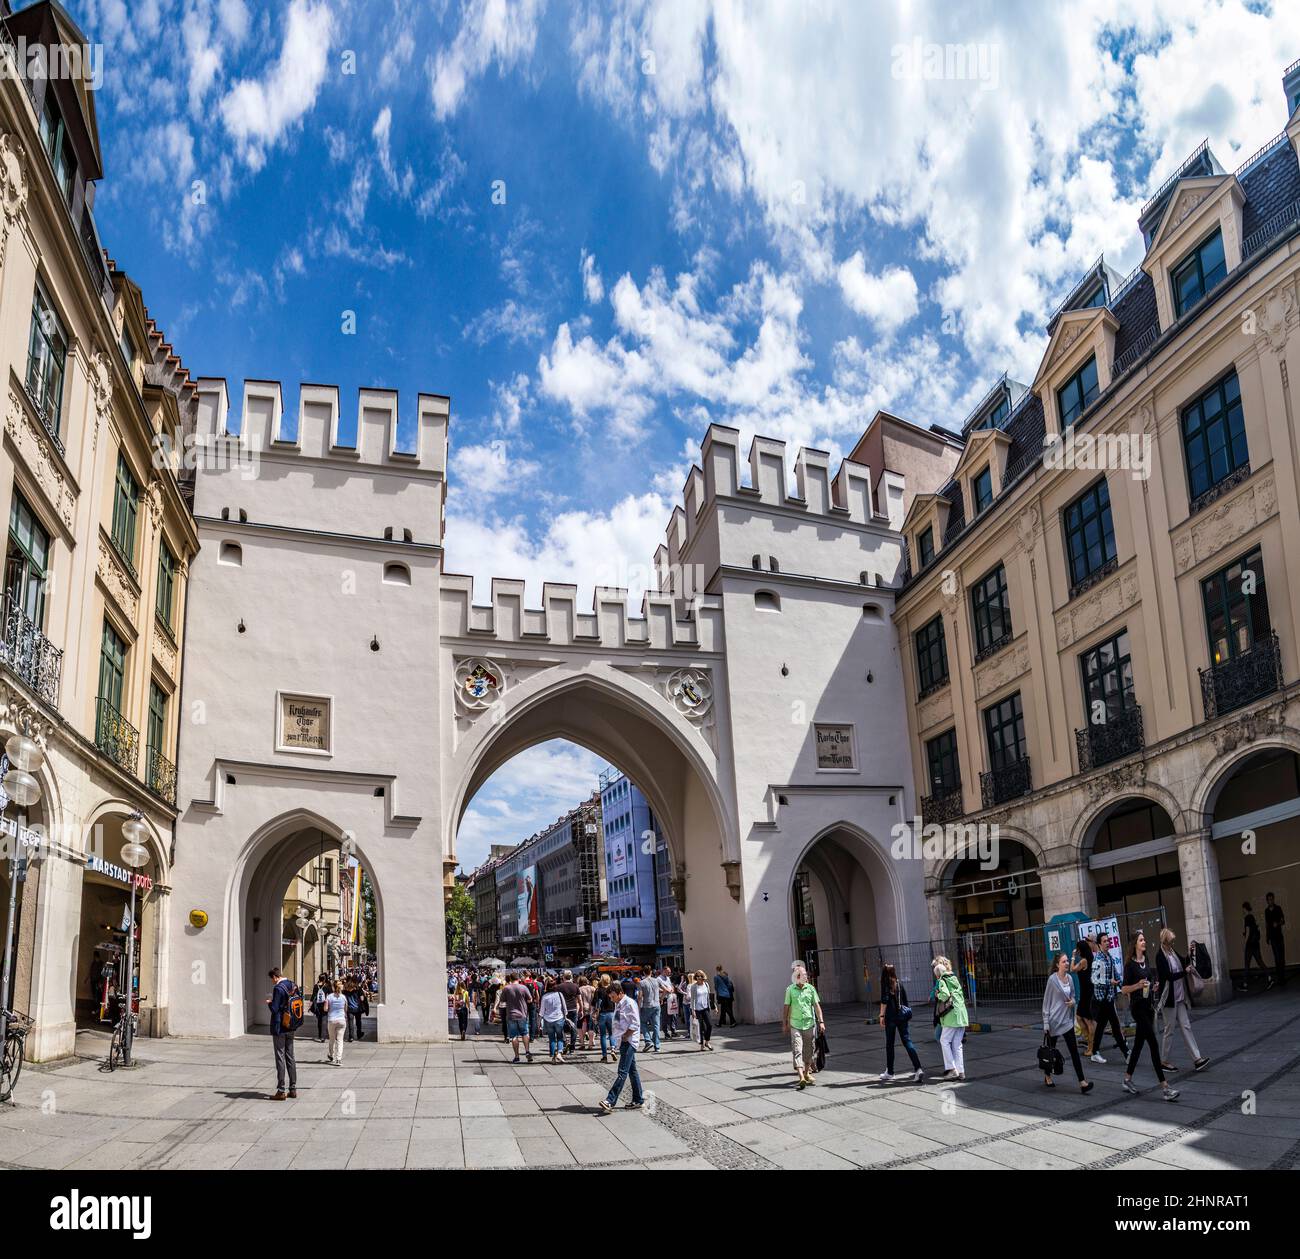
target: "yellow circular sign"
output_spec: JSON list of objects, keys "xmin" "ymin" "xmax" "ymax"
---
[{"xmin": 189, "ymin": 909, "xmax": 208, "ymax": 929}]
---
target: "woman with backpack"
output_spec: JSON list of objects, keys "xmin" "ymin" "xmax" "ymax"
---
[
  {"xmin": 932, "ymin": 956, "xmax": 969, "ymax": 1081},
  {"xmin": 1120, "ymin": 931, "xmax": 1179, "ymax": 1102},
  {"xmin": 1042, "ymin": 953, "xmax": 1093, "ymax": 1093},
  {"xmin": 311, "ymin": 973, "xmax": 330, "ymax": 1042},
  {"xmin": 877, "ymin": 963, "xmax": 923, "ymax": 1083},
  {"xmin": 1156, "ymin": 928, "xmax": 1209, "ymax": 1073}
]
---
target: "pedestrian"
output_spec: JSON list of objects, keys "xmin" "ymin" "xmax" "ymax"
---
[
  {"xmin": 578, "ymin": 973, "xmax": 596, "ymax": 1050},
  {"xmin": 343, "ymin": 979, "xmax": 361, "ymax": 1043},
  {"xmin": 1156, "ymin": 928, "xmax": 1209, "ymax": 1073},
  {"xmin": 638, "ymin": 969, "xmax": 662, "ymax": 1052},
  {"xmin": 325, "ymin": 979, "xmax": 347, "ymax": 1065},
  {"xmin": 311, "ymin": 973, "xmax": 330, "ymax": 1042},
  {"xmin": 596, "ymin": 974, "xmax": 617, "ymax": 1062},
  {"xmin": 1071, "ymin": 937, "xmax": 1095, "ymax": 1060},
  {"xmin": 266, "ymin": 967, "xmax": 300, "ymax": 1101},
  {"xmin": 559, "ymin": 970, "xmax": 581, "ymax": 1055},
  {"xmin": 597, "ymin": 980, "xmax": 645, "ymax": 1113},
  {"xmin": 1240, "ymin": 902, "xmax": 1268, "ymax": 990},
  {"xmin": 541, "ymin": 978, "xmax": 568, "ymax": 1063},
  {"xmin": 876, "ymin": 962, "xmax": 923, "ymax": 1083},
  {"xmin": 454, "ymin": 979, "xmax": 471, "ymax": 1041},
  {"xmin": 501, "ymin": 972, "xmax": 534, "ymax": 1064},
  {"xmin": 1087, "ymin": 938, "xmax": 1128, "ymax": 1063},
  {"xmin": 676, "ymin": 969, "xmax": 693, "ymax": 1041},
  {"xmin": 1120, "ymin": 930, "xmax": 1179, "ymax": 1101},
  {"xmin": 714, "ymin": 966, "xmax": 737, "ymax": 1026},
  {"xmin": 1042, "ymin": 953, "xmax": 1093, "ymax": 1093},
  {"xmin": 689, "ymin": 970, "xmax": 714, "ymax": 1050},
  {"xmin": 1265, "ymin": 892, "xmax": 1286, "ymax": 987},
  {"xmin": 658, "ymin": 966, "xmax": 677, "ymax": 1039},
  {"xmin": 932, "ymin": 956, "xmax": 969, "ymax": 1082},
  {"xmin": 781, "ymin": 962, "xmax": 824, "ymax": 1089}
]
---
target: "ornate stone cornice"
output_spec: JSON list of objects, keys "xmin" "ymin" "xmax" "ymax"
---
[
  {"xmin": 5, "ymin": 385, "xmax": 76, "ymax": 531},
  {"xmin": 97, "ymin": 534, "xmax": 140, "ymax": 620},
  {"xmin": 1172, "ymin": 466, "xmax": 1276, "ymax": 575}
]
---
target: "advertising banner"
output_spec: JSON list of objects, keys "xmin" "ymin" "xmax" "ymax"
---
[
  {"xmin": 609, "ymin": 839, "xmax": 628, "ymax": 878},
  {"xmin": 1074, "ymin": 915, "xmax": 1122, "ymax": 972},
  {"xmin": 516, "ymin": 865, "xmax": 538, "ymax": 936}
]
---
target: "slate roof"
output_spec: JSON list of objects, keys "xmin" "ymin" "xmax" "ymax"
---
[{"xmin": 901, "ymin": 131, "xmax": 1300, "ymax": 587}]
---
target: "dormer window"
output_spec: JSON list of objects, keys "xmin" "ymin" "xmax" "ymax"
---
[
  {"xmin": 1082, "ymin": 281, "xmax": 1108, "ymax": 309},
  {"xmin": 39, "ymin": 93, "xmax": 75, "ymax": 204},
  {"xmin": 917, "ymin": 524, "xmax": 935, "ymax": 569},
  {"xmin": 1057, "ymin": 355, "xmax": 1099, "ymax": 430},
  {"xmin": 972, "ymin": 466, "xmax": 993, "ymax": 516},
  {"xmin": 1171, "ymin": 228, "xmax": 1226, "ymax": 319},
  {"xmin": 974, "ymin": 394, "xmax": 1010, "ymax": 432}
]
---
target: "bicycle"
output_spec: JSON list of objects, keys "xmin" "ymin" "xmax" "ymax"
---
[
  {"xmin": 1, "ymin": 1009, "xmax": 34, "ymax": 1102},
  {"xmin": 102, "ymin": 997, "xmax": 145, "ymax": 1072}
]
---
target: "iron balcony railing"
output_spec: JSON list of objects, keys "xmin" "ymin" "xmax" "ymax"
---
[
  {"xmin": 95, "ymin": 698, "xmax": 139, "ymax": 777},
  {"xmin": 921, "ymin": 784, "xmax": 965, "ymax": 827},
  {"xmin": 1076, "ymin": 704, "xmax": 1145, "ymax": 772},
  {"xmin": 981, "ymin": 757, "xmax": 1032, "ymax": 809},
  {"xmin": 23, "ymin": 355, "xmax": 65, "ymax": 455},
  {"xmin": 146, "ymin": 746, "xmax": 177, "ymax": 806},
  {"xmin": 0, "ymin": 595, "xmax": 62, "ymax": 709},
  {"xmin": 1200, "ymin": 632, "xmax": 1284, "ymax": 721}
]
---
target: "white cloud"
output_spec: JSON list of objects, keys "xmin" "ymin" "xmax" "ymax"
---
[
  {"xmin": 580, "ymin": 249, "xmax": 604, "ymax": 303},
  {"xmin": 462, "ymin": 300, "xmax": 546, "ymax": 346},
  {"xmin": 220, "ymin": 0, "xmax": 335, "ymax": 170},
  {"xmin": 836, "ymin": 253, "xmax": 919, "ymax": 332},
  {"xmin": 430, "ymin": 0, "xmax": 545, "ymax": 120}
]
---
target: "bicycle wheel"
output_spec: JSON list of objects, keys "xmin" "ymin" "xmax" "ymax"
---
[
  {"xmin": 0, "ymin": 1034, "xmax": 22, "ymax": 1102},
  {"xmin": 108, "ymin": 1024, "xmax": 124, "ymax": 1072}
]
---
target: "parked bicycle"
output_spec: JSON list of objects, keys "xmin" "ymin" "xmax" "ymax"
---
[
  {"xmin": 1, "ymin": 1009, "xmax": 34, "ymax": 1101},
  {"xmin": 102, "ymin": 997, "xmax": 145, "ymax": 1072}
]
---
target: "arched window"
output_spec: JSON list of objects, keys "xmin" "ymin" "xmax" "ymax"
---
[
  {"xmin": 751, "ymin": 554, "xmax": 762, "ymax": 569},
  {"xmin": 768, "ymin": 556, "xmax": 780, "ymax": 573},
  {"xmin": 383, "ymin": 561, "xmax": 411, "ymax": 586},
  {"xmin": 218, "ymin": 541, "xmax": 242, "ymax": 566},
  {"xmin": 754, "ymin": 590, "xmax": 781, "ymax": 612}
]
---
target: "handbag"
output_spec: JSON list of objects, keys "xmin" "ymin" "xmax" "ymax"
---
[
  {"xmin": 1184, "ymin": 961, "xmax": 1205, "ymax": 998},
  {"xmin": 1037, "ymin": 1034, "xmax": 1064, "ymax": 1075},
  {"xmin": 935, "ymin": 977, "xmax": 955, "ymax": 1019}
]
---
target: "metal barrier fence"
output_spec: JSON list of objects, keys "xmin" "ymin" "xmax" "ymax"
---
[{"xmin": 809, "ymin": 906, "xmax": 1167, "ymax": 1013}]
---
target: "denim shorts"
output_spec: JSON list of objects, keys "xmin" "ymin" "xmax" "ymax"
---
[{"xmin": 507, "ymin": 1019, "xmax": 528, "ymax": 1039}]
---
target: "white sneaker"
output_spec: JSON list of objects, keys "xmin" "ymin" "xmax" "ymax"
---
[
  {"xmin": 878, "ymin": 1072, "xmax": 893, "ymax": 1082},
  {"xmin": 911, "ymin": 1069, "xmax": 925, "ymax": 1082},
  {"xmin": 1090, "ymin": 1053, "xmax": 1106, "ymax": 1064}
]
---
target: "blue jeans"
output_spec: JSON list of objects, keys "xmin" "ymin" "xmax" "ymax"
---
[
  {"xmin": 641, "ymin": 1005, "xmax": 660, "ymax": 1050},
  {"xmin": 605, "ymin": 1040, "xmax": 643, "ymax": 1107},
  {"xmin": 885, "ymin": 1018, "xmax": 922, "ymax": 1075},
  {"xmin": 598, "ymin": 1012, "xmax": 615, "ymax": 1055},
  {"xmin": 544, "ymin": 1019, "xmax": 565, "ymax": 1057}
]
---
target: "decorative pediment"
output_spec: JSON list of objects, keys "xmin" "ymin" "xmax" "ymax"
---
[
  {"xmin": 901, "ymin": 491, "xmax": 952, "ymax": 570},
  {"xmin": 951, "ymin": 426, "xmax": 1010, "ymax": 483},
  {"xmin": 1033, "ymin": 306, "xmax": 1118, "ymax": 396},
  {"xmin": 1146, "ymin": 174, "xmax": 1236, "ymax": 256}
]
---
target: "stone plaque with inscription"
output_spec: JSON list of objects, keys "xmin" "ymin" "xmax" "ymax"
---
[
  {"xmin": 279, "ymin": 693, "xmax": 331, "ymax": 753},
  {"xmin": 814, "ymin": 724, "xmax": 856, "ymax": 770}
]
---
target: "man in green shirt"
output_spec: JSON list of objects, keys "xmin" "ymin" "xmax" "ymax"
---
[{"xmin": 781, "ymin": 964, "xmax": 825, "ymax": 1089}]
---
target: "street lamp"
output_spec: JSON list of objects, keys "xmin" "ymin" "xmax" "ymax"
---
[
  {"xmin": 118, "ymin": 812, "xmax": 150, "ymax": 1067},
  {"xmin": 2, "ymin": 728, "xmax": 45, "ymax": 1058}
]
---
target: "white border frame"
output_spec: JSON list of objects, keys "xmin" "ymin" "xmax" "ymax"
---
[
  {"xmin": 276, "ymin": 690, "xmax": 334, "ymax": 757},
  {"xmin": 813, "ymin": 722, "xmax": 858, "ymax": 773}
]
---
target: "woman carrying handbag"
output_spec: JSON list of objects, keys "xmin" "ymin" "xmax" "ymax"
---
[
  {"xmin": 1041, "ymin": 953, "xmax": 1093, "ymax": 1093},
  {"xmin": 877, "ymin": 963, "xmax": 923, "ymax": 1082},
  {"xmin": 1156, "ymin": 928, "xmax": 1210, "ymax": 1073}
]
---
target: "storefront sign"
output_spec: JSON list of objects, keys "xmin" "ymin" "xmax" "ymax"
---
[
  {"xmin": 814, "ymin": 723, "xmax": 856, "ymax": 770},
  {"xmin": 278, "ymin": 693, "xmax": 332, "ymax": 753},
  {"xmin": 85, "ymin": 853, "xmax": 153, "ymax": 892}
]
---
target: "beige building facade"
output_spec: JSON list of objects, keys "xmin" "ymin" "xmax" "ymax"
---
[
  {"xmin": 894, "ymin": 69, "xmax": 1300, "ymax": 1002},
  {"xmin": 0, "ymin": 3, "xmax": 198, "ymax": 1058}
]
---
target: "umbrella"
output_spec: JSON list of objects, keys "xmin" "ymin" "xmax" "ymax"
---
[
  {"xmin": 476, "ymin": 957, "xmax": 505, "ymax": 969},
  {"xmin": 510, "ymin": 956, "xmax": 540, "ymax": 966}
]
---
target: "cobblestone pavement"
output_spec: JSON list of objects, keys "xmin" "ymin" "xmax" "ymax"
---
[{"xmin": 2, "ymin": 989, "xmax": 1298, "ymax": 1171}]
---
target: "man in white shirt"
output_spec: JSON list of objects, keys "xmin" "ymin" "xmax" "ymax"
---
[
  {"xmin": 657, "ymin": 967, "xmax": 677, "ymax": 1039},
  {"xmin": 598, "ymin": 980, "xmax": 645, "ymax": 1113}
]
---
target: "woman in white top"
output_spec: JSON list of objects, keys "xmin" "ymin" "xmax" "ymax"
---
[
  {"xmin": 540, "ymin": 980, "xmax": 568, "ymax": 1063},
  {"xmin": 325, "ymin": 980, "xmax": 348, "ymax": 1065},
  {"xmin": 689, "ymin": 971, "xmax": 714, "ymax": 1051}
]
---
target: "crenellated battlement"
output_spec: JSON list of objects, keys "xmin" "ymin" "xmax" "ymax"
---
[
  {"xmin": 194, "ymin": 378, "xmax": 447, "ymax": 475},
  {"xmin": 440, "ymin": 574, "xmax": 722, "ymax": 652}
]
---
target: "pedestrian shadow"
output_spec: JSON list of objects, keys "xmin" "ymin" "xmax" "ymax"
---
[{"xmin": 215, "ymin": 1090, "xmax": 267, "ymax": 1100}]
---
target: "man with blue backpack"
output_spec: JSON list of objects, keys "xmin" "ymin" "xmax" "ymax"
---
[{"xmin": 267, "ymin": 967, "xmax": 303, "ymax": 1100}]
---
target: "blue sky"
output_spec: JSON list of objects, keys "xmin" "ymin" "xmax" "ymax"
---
[{"xmin": 62, "ymin": 0, "xmax": 1300, "ymax": 869}]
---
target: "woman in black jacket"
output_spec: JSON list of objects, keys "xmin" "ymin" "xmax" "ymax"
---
[
  {"xmin": 311, "ymin": 974, "xmax": 330, "ymax": 1041},
  {"xmin": 1120, "ymin": 931, "xmax": 1179, "ymax": 1101},
  {"xmin": 876, "ymin": 963, "xmax": 924, "ymax": 1082},
  {"xmin": 1155, "ymin": 928, "xmax": 1209, "ymax": 1072}
]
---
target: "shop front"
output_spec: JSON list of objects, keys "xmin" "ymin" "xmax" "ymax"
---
[{"xmin": 75, "ymin": 852, "xmax": 154, "ymax": 1032}]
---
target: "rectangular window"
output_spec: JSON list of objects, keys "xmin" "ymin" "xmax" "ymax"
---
[
  {"xmin": 5, "ymin": 492, "xmax": 50, "ymax": 626},
  {"xmin": 98, "ymin": 621, "xmax": 126, "ymax": 712},
  {"xmin": 1057, "ymin": 355, "xmax": 1099, "ymax": 429},
  {"xmin": 156, "ymin": 541, "xmax": 176, "ymax": 629},
  {"xmin": 1171, "ymin": 228, "xmax": 1227, "ymax": 318},
  {"xmin": 147, "ymin": 681, "xmax": 168, "ymax": 755},
  {"xmin": 972, "ymin": 465, "xmax": 993, "ymax": 515},
  {"xmin": 111, "ymin": 452, "xmax": 140, "ymax": 573},
  {"xmin": 1181, "ymin": 370, "xmax": 1248, "ymax": 506},
  {"xmin": 970, "ymin": 563, "xmax": 1011, "ymax": 655},
  {"xmin": 26, "ymin": 284, "xmax": 68, "ymax": 437},
  {"xmin": 1082, "ymin": 281, "xmax": 1108, "ymax": 309},
  {"xmin": 917, "ymin": 524, "xmax": 935, "ymax": 569},
  {"xmin": 1063, "ymin": 478, "xmax": 1117, "ymax": 590},
  {"xmin": 1202, "ymin": 547, "xmax": 1270, "ymax": 666},
  {"xmin": 975, "ymin": 394, "xmax": 1011, "ymax": 432},
  {"xmin": 39, "ymin": 93, "xmax": 75, "ymax": 203},
  {"xmin": 983, "ymin": 692, "xmax": 1027, "ymax": 771},
  {"xmin": 914, "ymin": 614, "xmax": 949, "ymax": 694},
  {"xmin": 925, "ymin": 729, "xmax": 960, "ymax": 795},
  {"xmin": 1080, "ymin": 630, "xmax": 1135, "ymax": 725}
]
